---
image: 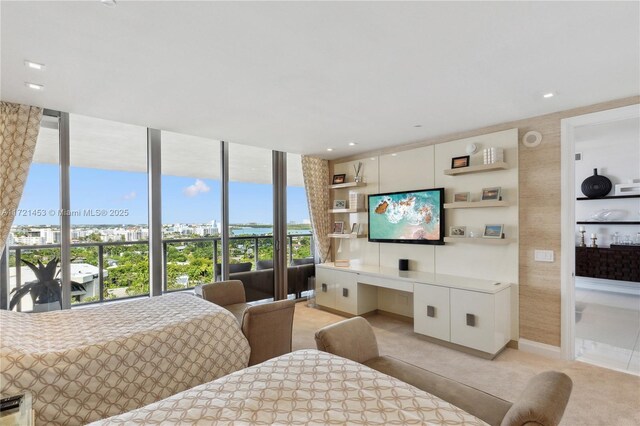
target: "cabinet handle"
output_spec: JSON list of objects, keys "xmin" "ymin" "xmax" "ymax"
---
[
  {"xmin": 427, "ymin": 305, "xmax": 435, "ymax": 317},
  {"xmin": 342, "ymin": 288, "xmax": 349, "ymax": 297},
  {"xmin": 321, "ymin": 283, "xmax": 327, "ymax": 292},
  {"xmin": 466, "ymin": 313, "xmax": 476, "ymax": 327}
]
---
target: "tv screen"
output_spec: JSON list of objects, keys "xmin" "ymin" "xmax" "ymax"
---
[{"xmin": 368, "ymin": 188, "xmax": 444, "ymax": 245}]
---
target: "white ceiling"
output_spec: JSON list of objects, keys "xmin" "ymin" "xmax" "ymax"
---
[{"xmin": 2, "ymin": 1, "xmax": 639, "ymax": 160}]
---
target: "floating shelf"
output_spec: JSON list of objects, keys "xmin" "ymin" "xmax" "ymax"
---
[
  {"xmin": 443, "ymin": 162, "xmax": 508, "ymax": 176},
  {"xmin": 576, "ymin": 194, "xmax": 640, "ymax": 200},
  {"xmin": 328, "ymin": 208, "xmax": 366, "ymax": 214},
  {"xmin": 329, "ymin": 182, "xmax": 367, "ymax": 190},
  {"xmin": 444, "ymin": 237, "xmax": 517, "ymax": 245},
  {"xmin": 576, "ymin": 221, "xmax": 640, "ymax": 225},
  {"xmin": 444, "ymin": 200, "xmax": 510, "ymax": 209},
  {"xmin": 328, "ymin": 233, "xmax": 367, "ymax": 239}
]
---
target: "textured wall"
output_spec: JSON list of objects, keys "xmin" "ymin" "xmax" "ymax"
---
[{"xmin": 332, "ymin": 96, "xmax": 639, "ymax": 346}]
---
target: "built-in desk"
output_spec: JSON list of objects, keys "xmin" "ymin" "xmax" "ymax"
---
[{"xmin": 315, "ymin": 263, "xmax": 513, "ymax": 357}]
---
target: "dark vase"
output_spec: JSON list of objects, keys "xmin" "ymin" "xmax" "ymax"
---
[{"xmin": 581, "ymin": 168, "xmax": 612, "ymax": 198}]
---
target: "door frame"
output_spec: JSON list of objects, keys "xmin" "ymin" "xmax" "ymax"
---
[{"xmin": 560, "ymin": 104, "xmax": 640, "ymax": 360}]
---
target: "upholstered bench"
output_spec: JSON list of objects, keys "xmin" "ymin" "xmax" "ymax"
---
[{"xmin": 315, "ymin": 317, "xmax": 572, "ymax": 426}]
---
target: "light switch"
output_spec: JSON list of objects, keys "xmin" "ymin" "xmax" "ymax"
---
[{"xmin": 534, "ymin": 249, "xmax": 554, "ymax": 262}]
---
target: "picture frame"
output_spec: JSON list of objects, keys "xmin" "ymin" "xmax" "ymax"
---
[
  {"xmin": 483, "ymin": 224, "xmax": 504, "ymax": 239},
  {"xmin": 451, "ymin": 155, "xmax": 470, "ymax": 169},
  {"xmin": 453, "ymin": 192, "xmax": 470, "ymax": 203},
  {"xmin": 332, "ymin": 221, "xmax": 344, "ymax": 234},
  {"xmin": 481, "ymin": 187, "xmax": 502, "ymax": 201},
  {"xmin": 332, "ymin": 174, "xmax": 346, "ymax": 184},
  {"xmin": 351, "ymin": 223, "xmax": 359, "ymax": 234},
  {"xmin": 333, "ymin": 199, "xmax": 347, "ymax": 209},
  {"xmin": 449, "ymin": 226, "xmax": 466, "ymax": 237}
]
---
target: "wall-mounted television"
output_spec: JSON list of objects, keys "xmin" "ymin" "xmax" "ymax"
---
[{"xmin": 368, "ymin": 188, "xmax": 444, "ymax": 245}]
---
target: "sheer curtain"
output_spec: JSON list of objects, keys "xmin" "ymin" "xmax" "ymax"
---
[
  {"xmin": 0, "ymin": 101, "xmax": 42, "ymax": 254},
  {"xmin": 301, "ymin": 155, "xmax": 331, "ymax": 262}
]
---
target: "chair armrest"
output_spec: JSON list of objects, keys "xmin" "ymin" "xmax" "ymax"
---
[
  {"xmin": 501, "ymin": 371, "xmax": 573, "ymax": 426},
  {"xmin": 195, "ymin": 280, "xmax": 246, "ymax": 306},
  {"xmin": 242, "ymin": 299, "xmax": 296, "ymax": 365},
  {"xmin": 314, "ymin": 317, "xmax": 379, "ymax": 363}
]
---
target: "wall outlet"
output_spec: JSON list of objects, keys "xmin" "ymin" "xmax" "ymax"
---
[{"xmin": 534, "ymin": 249, "xmax": 554, "ymax": 262}]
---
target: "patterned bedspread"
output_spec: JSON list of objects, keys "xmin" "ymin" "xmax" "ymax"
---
[
  {"xmin": 0, "ymin": 293, "xmax": 250, "ymax": 425},
  {"xmin": 93, "ymin": 349, "xmax": 488, "ymax": 425}
]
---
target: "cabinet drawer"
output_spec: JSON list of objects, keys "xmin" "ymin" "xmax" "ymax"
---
[
  {"xmin": 315, "ymin": 268, "xmax": 335, "ymax": 308},
  {"xmin": 414, "ymin": 283, "xmax": 450, "ymax": 341},
  {"xmin": 450, "ymin": 289, "xmax": 495, "ymax": 353}
]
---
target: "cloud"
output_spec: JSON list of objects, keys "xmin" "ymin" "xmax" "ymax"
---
[
  {"xmin": 184, "ymin": 179, "xmax": 210, "ymax": 197},
  {"xmin": 122, "ymin": 191, "xmax": 137, "ymax": 200}
]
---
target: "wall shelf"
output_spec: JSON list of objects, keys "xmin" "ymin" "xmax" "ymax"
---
[
  {"xmin": 443, "ymin": 161, "xmax": 508, "ymax": 176},
  {"xmin": 576, "ymin": 221, "xmax": 640, "ymax": 225},
  {"xmin": 576, "ymin": 194, "xmax": 640, "ymax": 200},
  {"xmin": 328, "ymin": 233, "xmax": 367, "ymax": 239},
  {"xmin": 444, "ymin": 237, "xmax": 517, "ymax": 245},
  {"xmin": 444, "ymin": 200, "xmax": 510, "ymax": 209},
  {"xmin": 329, "ymin": 182, "xmax": 367, "ymax": 190},
  {"xmin": 328, "ymin": 208, "xmax": 366, "ymax": 214}
]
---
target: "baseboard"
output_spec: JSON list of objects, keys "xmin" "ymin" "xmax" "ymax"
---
[
  {"xmin": 575, "ymin": 276, "xmax": 640, "ymax": 296},
  {"xmin": 518, "ymin": 338, "xmax": 564, "ymax": 360}
]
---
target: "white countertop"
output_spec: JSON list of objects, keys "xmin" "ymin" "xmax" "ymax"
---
[{"xmin": 317, "ymin": 262, "xmax": 512, "ymax": 294}]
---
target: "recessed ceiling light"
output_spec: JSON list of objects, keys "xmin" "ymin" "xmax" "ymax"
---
[
  {"xmin": 370, "ymin": 157, "xmax": 376, "ymax": 161},
  {"xmin": 24, "ymin": 60, "xmax": 45, "ymax": 70},
  {"xmin": 100, "ymin": 0, "xmax": 117, "ymax": 7},
  {"xmin": 413, "ymin": 125, "xmax": 422, "ymax": 128},
  {"xmin": 326, "ymin": 148, "xmax": 333, "ymax": 152},
  {"xmin": 543, "ymin": 92, "xmax": 555, "ymax": 98},
  {"xmin": 25, "ymin": 82, "xmax": 44, "ymax": 90},
  {"xmin": 348, "ymin": 142, "xmax": 357, "ymax": 146},
  {"xmin": 391, "ymin": 153, "xmax": 397, "ymax": 157}
]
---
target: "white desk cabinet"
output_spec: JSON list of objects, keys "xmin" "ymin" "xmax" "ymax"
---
[
  {"xmin": 413, "ymin": 283, "xmax": 450, "ymax": 342},
  {"xmin": 315, "ymin": 267, "xmax": 376, "ymax": 315}
]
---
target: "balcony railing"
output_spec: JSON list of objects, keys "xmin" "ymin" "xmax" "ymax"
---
[{"xmin": 6, "ymin": 233, "xmax": 313, "ymax": 311}]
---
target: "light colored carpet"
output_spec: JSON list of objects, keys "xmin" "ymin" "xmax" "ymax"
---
[{"xmin": 292, "ymin": 301, "xmax": 640, "ymax": 426}]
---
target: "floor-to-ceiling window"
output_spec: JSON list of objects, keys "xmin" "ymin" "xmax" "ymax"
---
[
  {"xmin": 228, "ymin": 143, "xmax": 274, "ymax": 302},
  {"xmin": 69, "ymin": 114, "xmax": 149, "ymax": 304},
  {"xmin": 161, "ymin": 131, "xmax": 221, "ymax": 291},
  {"xmin": 6, "ymin": 113, "xmax": 61, "ymax": 312}
]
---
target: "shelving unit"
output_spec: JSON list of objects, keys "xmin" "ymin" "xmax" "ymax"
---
[
  {"xmin": 443, "ymin": 161, "xmax": 508, "ymax": 176},
  {"xmin": 444, "ymin": 200, "xmax": 509, "ymax": 209},
  {"xmin": 444, "ymin": 237, "xmax": 517, "ymax": 245},
  {"xmin": 576, "ymin": 221, "xmax": 640, "ymax": 225},
  {"xmin": 328, "ymin": 208, "xmax": 366, "ymax": 214},
  {"xmin": 328, "ymin": 233, "xmax": 367, "ymax": 239},
  {"xmin": 576, "ymin": 194, "xmax": 640, "ymax": 200},
  {"xmin": 329, "ymin": 181, "xmax": 367, "ymax": 190}
]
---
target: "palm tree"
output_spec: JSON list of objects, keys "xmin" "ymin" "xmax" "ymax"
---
[{"xmin": 9, "ymin": 258, "xmax": 85, "ymax": 311}]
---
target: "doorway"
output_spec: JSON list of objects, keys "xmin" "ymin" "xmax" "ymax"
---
[{"xmin": 561, "ymin": 104, "xmax": 640, "ymax": 375}]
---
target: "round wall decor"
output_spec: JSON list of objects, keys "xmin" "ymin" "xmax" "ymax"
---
[
  {"xmin": 522, "ymin": 131, "xmax": 542, "ymax": 148},
  {"xmin": 581, "ymin": 168, "xmax": 612, "ymax": 198}
]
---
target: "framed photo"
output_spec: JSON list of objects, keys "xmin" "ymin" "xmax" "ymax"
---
[
  {"xmin": 332, "ymin": 221, "xmax": 344, "ymax": 234},
  {"xmin": 449, "ymin": 226, "xmax": 466, "ymax": 237},
  {"xmin": 333, "ymin": 199, "xmax": 347, "ymax": 209},
  {"xmin": 481, "ymin": 187, "xmax": 502, "ymax": 201},
  {"xmin": 332, "ymin": 174, "xmax": 346, "ymax": 184},
  {"xmin": 483, "ymin": 224, "xmax": 504, "ymax": 239},
  {"xmin": 351, "ymin": 223, "xmax": 359, "ymax": 234},
  {"xmin": 451, "ymin": 155, "xmax": 470, "ymax": 169},
  {"xmin": 453, "ymin": 192, "xmax": 470, "ymax": 203}
]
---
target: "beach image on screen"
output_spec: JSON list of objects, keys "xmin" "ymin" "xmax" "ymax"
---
[{"xmin": 369, "ymin": 190, "xmax": 441, "ymax": 240}]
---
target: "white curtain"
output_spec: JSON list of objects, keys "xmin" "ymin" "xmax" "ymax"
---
[
  {"xmin": 0, "ymin": 101, "xmax": 42, "ymax": 254},
  {"xmin": 301, "ymin": 155, "xmax": 331, "ymax": 263}
]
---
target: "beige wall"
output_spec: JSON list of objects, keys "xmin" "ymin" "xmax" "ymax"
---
[{"xmin": 331, "ymin": 96, "xmax": 639, "ymax": 346}]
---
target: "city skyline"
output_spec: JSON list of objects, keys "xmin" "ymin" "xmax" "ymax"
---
[{"xmin": 14, "ymin": 165, "xmax": 310, "ymax": 226}]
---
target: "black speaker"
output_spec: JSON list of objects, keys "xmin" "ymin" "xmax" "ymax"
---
[{"xmin": 399, "ymin": 259, "xmax": 409, "ymax": 271}]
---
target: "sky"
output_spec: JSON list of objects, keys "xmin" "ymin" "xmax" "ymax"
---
[{"xmin": 13, "ymin": 165, "xmax": 310, "ymax": 226}]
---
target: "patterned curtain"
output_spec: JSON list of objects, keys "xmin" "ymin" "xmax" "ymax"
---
[
  {"xmin": 301, "ymin": 155, "xmax": 331, "ymax": 263},
  {"xmin": 0, "ymin": 102, "xmax": 42, "ymax": 254}
]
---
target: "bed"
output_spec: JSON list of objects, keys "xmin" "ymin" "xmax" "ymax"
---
[
  {"xmin": 0, "ymin": 293, "xmax": 250, "ymax": 425},
  {"xmin": 91, "ymin": 349, "xmax": 487, "ymax": 425}
]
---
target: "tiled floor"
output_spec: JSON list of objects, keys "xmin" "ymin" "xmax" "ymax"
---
[{"xmin": 575, "ymin": 281, "xmax": 640, "ymax": 375}]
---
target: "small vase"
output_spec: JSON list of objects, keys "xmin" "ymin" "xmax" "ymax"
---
[{"xmin": 354, "ymin": 176, "xmax": 362, "ymax": 183}]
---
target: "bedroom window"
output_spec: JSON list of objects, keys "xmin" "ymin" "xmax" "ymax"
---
[{"xmin": 161, "ymin": 131, "xmax": 222, "ymax": 292}]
